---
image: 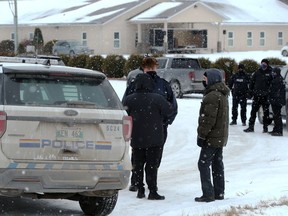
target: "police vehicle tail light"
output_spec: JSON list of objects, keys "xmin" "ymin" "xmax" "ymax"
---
[
  {"xmin": 189, "ymin": 71, "xmax": 195, "ymax": 81},
  {"xmin": 122, "ymin": 116, "xmax": 132, "ymax": 142},
  {"xmin": 0, "ymin": 111, "xmax": 7, "ymax": 138}
]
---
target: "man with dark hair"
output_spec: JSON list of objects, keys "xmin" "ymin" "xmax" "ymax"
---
[
  {"xmin": 195, "ymin": 69, "xmax": 230, "ymax": 202},
  {"xmin": 244, "ymin": 58, "xmax": 273, "ymax": 133},
  {"xmin": 228, "ymin": 64, "xmax": 250, "ymax": 126}
]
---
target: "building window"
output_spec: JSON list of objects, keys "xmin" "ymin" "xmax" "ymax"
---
[
  {"xmin": 247, "ymin": 32, "xmax": 253, "ymax": 47},
  {"xmin": 260, "ymin": 32, "xmax": 265, "ymax": 46},
  {"xmin": 227, "ymin": 31, "xmax": 234, "ymax": 47},
  {"xmin": 82, "ymin": 32, "xmax": 87, "ymax": 46},
  {"xmin": 11, "ymin": 33, "xmax": 15, "ymax": 41},
  {"xmin": 114, "ymin": 32, "xmax": 120, "ymax": 48},
  {"xmin": 277, "ymin": 32, "xmax": 283, "ymax": 46},
  {"xmin": 29, "ymin": 33, "xmax": 34, "ymax": 41}
]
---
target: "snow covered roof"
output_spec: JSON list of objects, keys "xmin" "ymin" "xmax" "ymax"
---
[
  {"xmin": 0, "ymin": 0, "xmax": 288, "ymax": 26},
  {"xmin": 130, "ymin": 0, "xmax": 288, "ymax": 24},
  {"xmin": 0, "ymin": 0, "xmax": 143, "ymax": 25}
]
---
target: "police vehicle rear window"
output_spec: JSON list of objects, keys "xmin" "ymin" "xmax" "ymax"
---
[{"xmin": 4, "ymin": 74, "xmax": 122, "ymax": 109}]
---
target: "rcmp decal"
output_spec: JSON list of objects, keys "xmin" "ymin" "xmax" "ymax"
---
[{"xmin": 19, "ymin": 139, "xmax": 112, "ymax": 150}]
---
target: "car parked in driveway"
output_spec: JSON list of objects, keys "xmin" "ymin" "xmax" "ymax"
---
[
  {"xmin": 258, "ymin": 65, "xmax": 288, "ymax": 129},
  {"xmin": 52, "ymin": 40, "xmax": 94, "ymax": 56},
  {"xmin": 281, "ymin": 44, "xmax": 288, "ymax": 56},
  {"xmin": 0, "ymin": 62, "xmax": 132, "ymax": 216}
]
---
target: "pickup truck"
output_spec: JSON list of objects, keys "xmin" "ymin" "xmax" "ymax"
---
[{"xmin": 126, "ymin": 57, "xmax": 225, "ymax": 98}]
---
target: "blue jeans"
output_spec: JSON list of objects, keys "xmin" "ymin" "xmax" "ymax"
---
[{"xmin": 198, "ymin": 146, "xmax": 225, "ymax": 198}]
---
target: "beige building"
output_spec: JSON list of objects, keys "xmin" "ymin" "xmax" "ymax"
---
[{"xmin": 0, "ymin": 0, "xmax": 288, "ymax": 55}]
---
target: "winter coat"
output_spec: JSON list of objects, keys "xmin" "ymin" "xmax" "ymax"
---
[
  {"xmin": 123, "ymin": 71, "xmax": 178, "ymax": 125},
  {"xmin": 122, "ymin": 74, "xmax": 174, "ymax": 149},
  {"xmin": 228, "ymin": 70, "xmax": 250, "ymax": 97},
  {"xmin": 197, "ymin": 70, "xmax": 230, "ymax": 148},
  {"xmin": 269, "ymin": 74, "xmax": 286, "ymax": 106},
  {"xmin": 249, "ymin": 66, "xmax": 273, "ymax": 97}
]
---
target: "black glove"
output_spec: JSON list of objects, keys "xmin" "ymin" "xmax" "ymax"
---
[{"xmin": 197, "ymin": 137, "xmax": 206, "ymax": 147}]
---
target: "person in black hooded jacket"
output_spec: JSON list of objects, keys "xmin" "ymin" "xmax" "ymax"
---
[
  {"xmin": 268, "ymin": 67, "xmax": 286, "ymax": 136},
  {"xmin": 122, "ymin": 57, "xmax": 178, "ymax": 192},
  {"xmin": 244, "ymin": 58, "xmax": 273, "ymax": 133},
  {"xmin": 122, "ymin": 73, "xmax": 174, "ymax": 200}
]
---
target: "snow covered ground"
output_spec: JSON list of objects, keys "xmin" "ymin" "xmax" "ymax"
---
[{"xmin": 109, "ymin": 50, "xmax": 288, "ymax": 216}]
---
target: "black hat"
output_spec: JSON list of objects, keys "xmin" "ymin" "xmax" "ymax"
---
[
  {"xmin": 261, "ymin": 59, "xmax": 269, "ymax": 65},
  {"xmin": 238, "ymin": 64, "xmax": 245, "ymax": 70}
]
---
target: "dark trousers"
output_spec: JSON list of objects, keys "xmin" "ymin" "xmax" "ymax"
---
[
  {"xmin": 198, "ymin": 146, "xmax": 225, "ymax": 198},
  {"xmin": 271, "ymin": 105, "xmax": 283, "ymax": 133},
  {"xmin": 130, "ymin": 125, "xmax": 167, "ymax": 186},
  {"xmin": 248, "ymin": 96, "xmax": 270, "ymax": 129},
  {"xmin": 231, "ymin": 95, "xmax": 247, "ymax": 123},
  {"xmin": 133, "ymin": 146, "xmax": 162, "ymax": 191}
]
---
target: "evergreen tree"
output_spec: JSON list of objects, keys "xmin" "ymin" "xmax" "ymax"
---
[{"xmin": 33, "ymin": 27, "xmax": 44, "ymax": 54}]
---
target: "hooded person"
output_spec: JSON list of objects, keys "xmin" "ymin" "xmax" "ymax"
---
[
  {"xmin": 122, "ymin": 57, "xmax": 178, "ymax": 193},
  {"xmin": 122, "ymin": 73, "xmax": 174, "ymax": 200},
  {"xmin": 195, "ymin": 69, "xmax": 230, "ymax": 202},
  {"xmin": 268, "ymin": 67, "xmax": 286, "ymax": 136},
  {"xmin": 244, "ymin": 58, "xmax": 273, "ymax": 133}
]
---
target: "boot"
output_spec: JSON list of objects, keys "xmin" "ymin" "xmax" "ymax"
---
[
  {"xmin": 229, "ymin": 120, "xmax": 237, "ymax": 125},
  {"xmin": 137, "ymin": 187, "xmax": 145, "ymax": 199},
  {"xmin": 148, "ymin": 191, "xmax": 165, "ymax": 200},
  {"xmin": 243, "ymin": 126, "xmax": 254, "ymax": 132},
  {"xmin": 194, "ymin": 195, "xmax": 215, "ymax": 202},
  {"xmin": 129, "ymin": 185, "xmax": 138, "ymax": 192},
  {"xmin": 262, "ymin": 126, "xmax": 268, "ymax": 133}
]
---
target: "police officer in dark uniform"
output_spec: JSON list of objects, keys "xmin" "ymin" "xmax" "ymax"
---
[
  {"xmin": 244, "ymin": 59, "xmax": 273, "ymax": 133},
  {"xmin": 268, "ymin": 67, "xmax": 286, "ymax": 136},
  {"xmin": 228, "ymin": 64, "xmax": 250, "ymax": 126}
]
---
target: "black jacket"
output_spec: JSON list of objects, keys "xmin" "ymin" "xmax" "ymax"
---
[
  {"xmin": 269, "ymin": 74, "xmax": 286, "ymax": 106},
  {"xmin": 228, "ymin": 70, "xmax": 250, "ymax": 97},
  {"xmin": 122, "ymin": 74, "xmax": 174, "ymax": 149},
  {"xmin": 123, "ymin": 71, "xmax": 178, "ymax": 125},
  {"xmin": 249, "ymin": 66, "xmax": 273, "ymax": 97}
]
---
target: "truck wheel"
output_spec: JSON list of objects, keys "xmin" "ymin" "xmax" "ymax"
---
[
  {"xmin": 79, "ymin": 192, "xmax": 118, "ymax": 216},
  {"xmin": 170, "ymin": 81, "xmax": 183, "ymax": 98}
]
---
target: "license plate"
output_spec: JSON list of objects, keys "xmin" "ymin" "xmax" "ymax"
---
[{"xmin": 56, "ymin": 127, "xmax": 84, "ymax": 141}]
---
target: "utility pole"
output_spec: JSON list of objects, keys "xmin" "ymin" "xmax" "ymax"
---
[{"xmin": 14, "ymin": 0, "xmax": 18, "ymax": 54}]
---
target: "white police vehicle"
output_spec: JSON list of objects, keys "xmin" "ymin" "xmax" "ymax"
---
[{"xmin": 0, "ymin": 62, "xmax": 132, "ymax": 215}]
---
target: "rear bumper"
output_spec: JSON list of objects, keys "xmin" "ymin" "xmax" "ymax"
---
[{"xmin": 0, "ymin": 161, "xmax": 130, "ymax": 195}]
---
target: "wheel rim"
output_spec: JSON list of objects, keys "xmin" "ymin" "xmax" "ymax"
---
[{"xmin": 171, "ymin": 82, "xmax": 181, "ymax": 97}]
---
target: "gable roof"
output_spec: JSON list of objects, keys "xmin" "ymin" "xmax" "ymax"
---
[
  {"xmin": 0, "ymin": 0, "xmax": 144, "ymax": 25},
  {"xmin": 130, "ymin": 0, "xmax": 288, "ymax": 24},
  {"xmin": 1, "ymin": 0, "xmax": 288, "ymax": 26}
]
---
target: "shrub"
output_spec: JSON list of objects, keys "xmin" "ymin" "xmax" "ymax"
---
[
  {"xmin": 86, "ymin": 55, "xmax": 104, "ymax": 72},
  {"xmin": 68, "ymin": 54, "xmax": 89, "ymax": 68},
  {"xmin": 43, "ymin": 40, "xmax": 57, "ymax": 55},
  {"xmin": 123, "ymin": 54, "xmax": 143, "ymax": 76},
  {"xmin": 102, "ymin": 54, "xmax": 126, "ymax": 78},
  {"xmin": 239, "ymin": 59, "xmax": 259, "ymax": 75},
  {"xmin": 213, "ymin": 57, "xmax": 237, "ymax": 82},
  {"xmin": 198, "ymin": 57, "xmax": 212, "ymax": 69},
  {"xmin": 59, "ymin": 54, "xmax": 70, "ymax": 66},
  {"xmin": 0, "ymin": 40, "xmax": 15, "ymax": 55},
  {"xmin": 266, "ymin": 57, "xmax": 286, "ymax": 66}
]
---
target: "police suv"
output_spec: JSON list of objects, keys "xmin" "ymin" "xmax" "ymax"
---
[{"xmin": 0, "ymin": 62, "xmax": 132, "ymax": 215}]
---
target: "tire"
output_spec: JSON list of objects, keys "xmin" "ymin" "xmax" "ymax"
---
[
  {"xmin": 79, "ymin": 192, "xmax": 118, "ymax": 216},
  {"xmin": 282, "ymin": 50, "xmax": 288, "ymax": 57},
  {"xmin": 170, "ymin": 81, "xmax": 183, "ymax": 98}
]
